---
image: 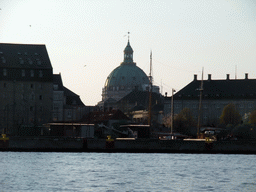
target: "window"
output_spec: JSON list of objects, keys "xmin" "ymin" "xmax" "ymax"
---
[
  {"xmin": 39, "ymin": 95, "xmax": 43, "ymax": 100},
  {"xmin": 53, "ymin": 104, "xmax": 59, "ymax": 110},
  {"xmin": 53, "ymin": 94, "xmax": 59, "ymax": 100},
  {"xmin": 22, "ymin": 70, "xmax": 25, "ymax": 77},
  {"xmin": 37, "ymin": 59, "xmax": 41, "ymax": 65},
  {"xmin": 19, "ymin": 58, "xmax": 24, "ymax": 64},
  {"xmin": 2, "ymin": 57, "xmax": 6, "ymax": 63},
  {"xmin": 3, "ymin": 69, "xmax": 7, "ymax": 76},
  {"xmin": 31, "ymin": 84, "xmax": 34, "ymax": 89},
  {"xmin": 31, "ymin": 94, "xmax": 35, "ymax": 100},
  {"xmin": 67, "ymin": 111, "xmax": 72, "ymax": 118},
  {"xmin": 31, "ymin": 70, "xmax": 34, "ymax": 77},
  {"xmin": 30, "ymin": 106, "xmax": 34, "ymax": 111},
  {"xmin": 53, "ymin": 84, "xmax": 58, "ymax": 90},
  {"xmin": 39, "ymin": 70, "xmax": 43, "ymax": 77},
  {"xmin": 28, "ymin": 59, "xmax": 33, "ymax": 64},
  {"xmin": 4, "ymin": 83, "xmax": 6, "ymax": 88},
  {"xmin": 39, "ymin": 84, "xmax": 43, "ymax": 89}
]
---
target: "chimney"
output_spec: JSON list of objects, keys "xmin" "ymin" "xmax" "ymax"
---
[
  {"xmin": 194, "ymin": 74, "xmax": 197, "ymax": 81},
  {"xmin": 245, "ymin": 73, "xmax": 248, "ymax": 80},
  {"xmin": 226, "ymin": 74, "xmax": 230, "ymax": 80},
  {"xmin": 208, "ymin": 74, "xmax": 211, "ymax": 81}
]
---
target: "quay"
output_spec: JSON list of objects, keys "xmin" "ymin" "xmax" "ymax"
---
[{"xmin": 1, "ymin": 135, "xmax": 256, "ymax": 154}]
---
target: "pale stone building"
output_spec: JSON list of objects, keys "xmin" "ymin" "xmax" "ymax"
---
[{"xmin": 164, "ymin": 73, "xmax": 256, "ymax": 126}]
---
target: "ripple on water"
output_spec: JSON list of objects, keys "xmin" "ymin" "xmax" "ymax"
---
[{"xmin": 1, "ymin": 152, "xmax": 256, "ymax": 191}]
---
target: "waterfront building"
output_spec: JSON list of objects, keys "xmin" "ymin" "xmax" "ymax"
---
[
  {"xmin": 53, "ymin": 73, "xmax": 87, "ymax": 122},
  {"xmin": 0, "ymin": 43, "xmax": 53, "ymax": 134},
  {"xmin": 164, "ymin": 73, "xmax": 256, "ymax": 126}
]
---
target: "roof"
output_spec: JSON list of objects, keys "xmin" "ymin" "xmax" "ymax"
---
[
  {"xmin": 172, "ymin": 74, "xmax": 256, "ymax": 100},
  {"xmin": 81, "ymin": 109, "xmax": 130, "ymax": 123},
  {"xmin": 117, "ymin": 90, "xmax": 164, "ymax": 111},
  {"xmin": 64, "ymin": 86, "xmax": 85, "ymax": 106},
  {"xmin": 53, "ymin": 74, "xmax": 64, "ymax": 91},
  {"xmin": 0, "ymin": 43, "xmax": 52, "ymax": 69}
]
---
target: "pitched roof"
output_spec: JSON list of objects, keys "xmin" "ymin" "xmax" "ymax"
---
[
  {"xmin": 117, "ymin": 90, "xmax": 163, "ymax": 106},
  {"xmin": 53, "ymin": 74, "xmax": 64, "ymax": 91},
  {"xmin": 0, "ymin": 43, "xmax": 52, "ymax": 69},
  {"xmin": 81, "ymin": 109, "xmax": 130, "ymax": 123},
  {"xmin": 172, "ymin": 75, "xmax": 256, "ymax": 100},
  {"xmin": 64, "ymin": 86, "xmax": 85, "ymax": 106}
]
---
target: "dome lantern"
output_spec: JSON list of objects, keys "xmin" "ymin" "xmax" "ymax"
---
[{"xmin": 123, "ymin": 40, "xmax": 134, "ymax": 64}]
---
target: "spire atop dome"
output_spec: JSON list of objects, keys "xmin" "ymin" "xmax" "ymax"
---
[{"xmin": 123, "ymin": 36, "xmax": 134, "ymax": 64}]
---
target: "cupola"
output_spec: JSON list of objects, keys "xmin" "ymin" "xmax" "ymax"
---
[{"xmin": 123, "ymin": 40, "xmax": 134, "ymax": 64}]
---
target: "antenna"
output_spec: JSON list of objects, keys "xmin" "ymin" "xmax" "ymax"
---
[
  {"xmin": 197, "ymin": 67, "xmax": 204, "ymax": 138},
  {"xmin": 148, "ymin": 51, "xmax": 152, "ymax": 126},
  {"xmin": 235, "ymin": 65, "xmax": 237, "ymax": 79}
]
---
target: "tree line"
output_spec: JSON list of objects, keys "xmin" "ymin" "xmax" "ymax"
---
[{"xmin": 162, "ymin": 103, "xmax": 256, "ymax": 140}]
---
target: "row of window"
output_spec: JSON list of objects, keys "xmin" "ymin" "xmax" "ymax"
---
[
  {"xmin": 3, "ymin": 83, "xmax": 43, "ymax": 89},
  {"xmin": 168, "ymin": 103, "xmax": 254, "ymax": 109},
  {"xmin": 3, "ymin": 105, "xmax": 43, "ymax": 112},
  {"xmin": 19, "ymin": 58, "xmax": 42, "ymax": 65},
  {"xmin": 2, "ymin": 93, "xmax": 43, "ymax": 101},
  {"xmin": 3, "ymin": 69, "xmax": 43, "ymax": 77}
]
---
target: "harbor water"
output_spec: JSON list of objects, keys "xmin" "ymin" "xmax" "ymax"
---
[{"xmin": 1, "ymin": 152, "xmax": 256, "ymax": 191}]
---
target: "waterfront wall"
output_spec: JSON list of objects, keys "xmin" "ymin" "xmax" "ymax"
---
[
  {"xmin": 3, "ymin": 137, "xmax": 256, "ymax": 153},
  {"xmin": 8, "ymin": 137, "xmax": 84, "ymax": 151}
]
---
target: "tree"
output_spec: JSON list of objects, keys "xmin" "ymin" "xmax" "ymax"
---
[
  {"xmin": 174, "ymin": 108, "xmax": 196, "ymax": 135},
  {"xmin": 162, "ymin": 113, "xmax": 172, "ymax": 129},
  {"xmin": 219, "ymin": 103, "xmax": 241, "ymax": 126}
]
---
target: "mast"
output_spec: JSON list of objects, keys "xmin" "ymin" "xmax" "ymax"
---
[
  {"xmin": 148, "ymin": 51, "xmax": 152, "ymax": 126},
  {"xmin": 197, "ymin": 68, "xmax": 204, "ymax": 138}
]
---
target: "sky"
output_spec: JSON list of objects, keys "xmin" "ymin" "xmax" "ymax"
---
[{"xmin": 1, "ymin": 0, "xmax": 256, "ymax": 105}]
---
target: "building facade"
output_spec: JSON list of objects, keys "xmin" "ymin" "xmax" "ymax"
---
[
  {"xmin": 164, "ymin": 73, "xmax": 256, "ymax": 126},
  {"xmin": 53, "ymin": 73, "xmax": 88, "ymax": 122},
  {"xmin": 0, "ymin": 43, "xmax": 53, "ymax": 134}
]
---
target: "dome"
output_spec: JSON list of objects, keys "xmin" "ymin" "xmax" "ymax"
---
[
  {"xmin": 102, "ymin": 40, "xmax": 149, "ymax": 101},
  {"xmin": 104, "ymin": 64, "xmax": 149, "ymax": 90}
]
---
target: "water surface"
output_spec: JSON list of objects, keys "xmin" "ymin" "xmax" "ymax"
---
[{"xmin": 1, "ymin": 152, "xmax": 256, "ymax": 191}]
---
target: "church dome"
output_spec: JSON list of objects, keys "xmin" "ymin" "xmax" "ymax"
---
[
  {"xmin": 104, "ymin": 64, "xmax": 149, "ymax": 89},
  {"xmin": 102, "ymin": 40, "xmax": 149, "ymax": 101}
]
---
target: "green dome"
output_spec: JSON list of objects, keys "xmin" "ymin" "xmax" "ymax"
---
[
  {"xmin": 102, "ymin": 40, "xmax": 149, "ymax": 102},
  {"xmin": 104, "ymin": 64, "xmax": 149, "ymax": 90}
]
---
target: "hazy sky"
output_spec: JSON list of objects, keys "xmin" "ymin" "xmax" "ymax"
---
[{"xmin": 1, "ymin": 0, "xmax": 256, "ymax": 105}]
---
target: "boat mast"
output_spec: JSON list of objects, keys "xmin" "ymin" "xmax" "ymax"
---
[
  {"xmin": 197, "ymin": 68, "xmax": 204, "ymax": 138},
  {"xmin": 148, "ymin": 51, "xmax": 152, "ymax": 126}
]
